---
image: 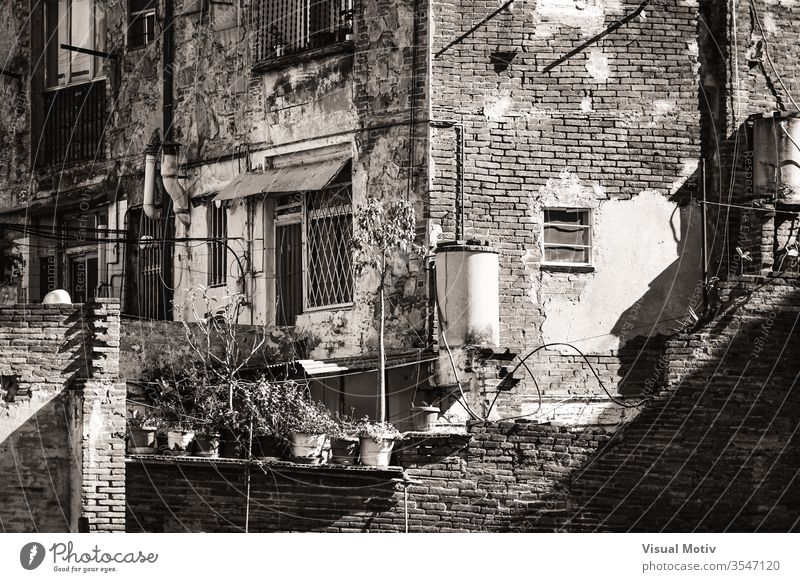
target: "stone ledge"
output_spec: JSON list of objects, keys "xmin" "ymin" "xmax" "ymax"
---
[
  {"xmin": 126, "ymin": 454, "xmax": 404, "ymax": 476},
  {"xmin": 252, "ymin": 41, "xmax": 355, "ymax": 74}
]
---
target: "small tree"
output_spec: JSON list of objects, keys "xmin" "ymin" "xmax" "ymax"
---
[{"xmin": 351, "ymin": 197, "xmax": 422, "ymax": 422}]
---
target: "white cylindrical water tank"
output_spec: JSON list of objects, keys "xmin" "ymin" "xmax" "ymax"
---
[
  {"xmin": 753, "ymin": 112, "xmax": 800, "ymax": 204},
  {"xmin": 435, "ymin": 241, "xmax": 500, "ymax": 348}
]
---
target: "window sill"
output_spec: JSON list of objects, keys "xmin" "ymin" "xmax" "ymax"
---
[
  {"xmin": 541, "ymin": 264, "xmax": 595, "ymax": 274},
  {"xmin": 252, "ymin": 41, "xmax": 355, "ymax": 74},
  {"xmin": 126, "ymin": 453, "xmax": 403, "ymax": 475}
]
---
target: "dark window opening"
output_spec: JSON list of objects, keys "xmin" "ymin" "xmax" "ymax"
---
[
  {"xmin": 253, "ymin": 0, "xmax": 354, "ymax": 62},
  {"xmin": 128, "ymin": 0, "xmax": 156, "ymax": 49},
  {"xmin": 207, "ymin": 202, "xmax": 228, "ymax": 287}
]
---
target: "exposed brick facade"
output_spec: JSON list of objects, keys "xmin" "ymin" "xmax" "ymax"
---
[{"xmin": 0, "ymin": 299, "xmax": 125, "ymax": 532}]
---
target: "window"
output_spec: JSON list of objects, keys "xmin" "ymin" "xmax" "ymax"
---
[
  {"xmin": 41, "ymin": 0, "xmax": 107, "ymax": 166},
  {"xmin": 207, "ymin": 202, "xmax": 228, "ymax": 287},
  {"xmin": 542, "ymin": 208, "xmax": 592, "ymax": 266},
  {"xmin": 128, "ymin": 0, "xmax": 156, "ymax": 50},
  {"xmin": 253, "ymin": 0, "xmax": 354, "ymax": 62},
  {"xmin": 273, "ymin": 174, "xmax": 353, "ymax": 326},
  {"xmin": 45, "ymin": 0, "xmax": 106, "ymax": 88}
]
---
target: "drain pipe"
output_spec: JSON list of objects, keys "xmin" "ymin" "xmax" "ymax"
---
[
  {"xmin": 430, "ymin": 120, "xmax": 465, "ymax": 240},
  {"xmin": 142, "ymin": 145, "xmax": 160, "ymax": 220},
  {"xmin": 160, "ymin": 0, "xmax": 190, "ymax": 226}
]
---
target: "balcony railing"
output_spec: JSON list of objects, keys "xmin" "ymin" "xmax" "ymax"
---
[
  {"xmin": 41, "ymin": 80, "xmax": 106, "ymax": 167},
  {"xmin": 253, "ymin": 0, "xmax": 354, "ymax": 63}
]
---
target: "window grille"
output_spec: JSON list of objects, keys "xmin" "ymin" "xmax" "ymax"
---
[
  {"xmin": 128, "ymin": 0, "xmax": 156, "ymax": 49},
  {"xmin": 137, "ymin": 212, "xmax": 173, "ymax": 320},
  {"xmin": 253, "ymin": 0, "xmax": 354, "ymax": 62},
  {"xmin": 542, "ymin": 208, "xmax": 592, "ymax": 266},
  {"xmin": 41, "ymin": 80, "xmax": 106, "ymax": 166},
  {"xmin": 207, "ymin": 203, "xmax": 228, "ymax": 287},
  {"xmin": 306, "ymin": 185, "xmax": 353, "ymax": 308}
]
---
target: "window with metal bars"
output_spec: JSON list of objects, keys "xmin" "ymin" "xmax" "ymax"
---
[
  {"xmin": 273, "ymin": 174, "xmax": 353, "ymax": 325},
  {"xmin": 128, "ymin": 0, "xmax": 156, "ymax": 50},
  {"xmin": 207, "ymin": 202, "xmax": 228, "ymax": 287},
  {"xmin": 542, "ymin": 208, "xmax": 593, "ymax": 266},
  {"xmin": 252, "ymin": 0, "xmax": 354, "ymax": 62}
]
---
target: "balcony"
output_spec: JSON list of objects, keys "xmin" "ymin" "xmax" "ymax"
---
[
  {"xmin": 252, "ymin": 0, "xmax": 354, "ymax": 65},
  {"xmin": 40, "ymin": 80, "xmax": 106, "ymax": 167}
]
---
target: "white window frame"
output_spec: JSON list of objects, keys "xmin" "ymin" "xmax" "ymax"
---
[
  {"xmin": 541, "ymin": 207, "xmax": 593, "ymax": 267},
  {"xmin": 44, "ymin": 0, "xmax": 106, "ymax": 89},
  {"xmin": 127, "ymin": 0, "xmax": 157, "ymax": 50}
]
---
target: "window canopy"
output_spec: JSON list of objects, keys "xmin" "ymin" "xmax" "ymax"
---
[{"xmin": 214, "ymin": 156, "xmax": 350, "ymax": 202}]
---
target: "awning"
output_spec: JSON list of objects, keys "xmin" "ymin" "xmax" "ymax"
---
[
  {"xmin": 214, "ymin": 156, "xmax": 349, "ymax": 202},
  {"xmin": 297, "ymin": 350, "xmax": 435, "ymax": 378}
]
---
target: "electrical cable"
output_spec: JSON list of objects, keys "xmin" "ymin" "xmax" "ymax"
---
[{"xmin": 484, "ymin": 342, "xmax": 652, "ymax": 419}]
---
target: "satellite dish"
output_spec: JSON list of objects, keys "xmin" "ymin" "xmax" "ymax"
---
[{"xmin": 42, "ymin": 289, "xmax": 72, "ymax": 305}]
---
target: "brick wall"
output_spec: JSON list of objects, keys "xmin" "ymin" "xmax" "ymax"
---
[
  {"xmin": 127, "ymin": 274, "xmax": 800, "ymax": 532},
  {"xmin": 560, "ymin": 275, "xmax": 800, "ymax": 531},
  {"xmin": 125, "ymin": 423, "xmax": 612, "ymax": 532},
  {"xmin": 0, "ymin": 299, "xmax": 125, "ymax": 532},
  {"xmin": 427, "ymin": 0, "xmax": 704, "ymax": 418}
]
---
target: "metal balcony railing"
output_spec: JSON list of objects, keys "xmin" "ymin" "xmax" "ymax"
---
[
  {"xmin": 41, "ymin": 80, "xmax": 106, "ymax": 166},
  {"xmin": 253, "ymin": 0, "xmax": 354, "ymax": 63}
]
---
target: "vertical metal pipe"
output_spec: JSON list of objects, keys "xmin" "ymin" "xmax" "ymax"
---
[
  {"xmin": 701, "ymin": 158, "xmax": 709, "ymax": 310},
  {"xmin": 163, "ymin": 0, "xmax": 174, "ymax": 144},
  {"xmin": 455, "ymin": 124, "xmax": 464, "ymax": 241}
]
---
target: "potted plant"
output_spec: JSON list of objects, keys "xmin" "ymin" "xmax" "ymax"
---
[
  {"xmin": 357, "ymin": 418, "xmax": 401, "ymax": 467},
  {"xmin": 127, "ymin": 409, "xmax": 157, "ymax": 454},
  {"xmin": 351, "ymin": 198, "xmax": 421, "ymax": 427},
  {"xmin": 238, "ymin": 377, "xmax": 289, "ymax": 461},
  {"xmin": 329, "ymin": 414, "xmax": 360, "ymax": 465},
  {"xmin": 281, "ymin": 388, "xmax": 335, "ymax": 465},
  {"xmin": 410, "ymin": 404, "xmax": 441, "ymax": 432}
]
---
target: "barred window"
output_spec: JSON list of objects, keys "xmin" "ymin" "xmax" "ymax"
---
[
  {"xmin": 306, "ymin": 186, "xmax": 353, "ymax": 308},
  {"xmin": 207, "ymin": 202, "xmax": 228, "ymax": 287},
  {"xmin": 128, "ymin": 0, "xmax": 156, "ymax": 50},
  {"xmin": 543, "ymin": 208, "xmax": 592, "ymax": 266},
  {"xmin": 273, "ymin": 167, "xmax": 353, "ymax": 325}
]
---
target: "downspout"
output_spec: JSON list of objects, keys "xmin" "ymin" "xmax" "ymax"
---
[{"xmin": 161, "ymin": 0, "xmax": 190, "ymax": 226}]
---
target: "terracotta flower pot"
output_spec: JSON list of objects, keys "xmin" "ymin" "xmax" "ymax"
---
[
  {"xmin": 411, "ymin": 406, "xmax": 440, "ymax": 432},
  {"xmin": 359, "ymin": 436, "xmax": 395, "ymax": 467},
  {"xmin": 163, "ymin": 429, "xmax": 195, "ymax": 456},
  {"xmin": 128, "ymin": 427, "xmax": 157, "ymax": 454},
  {"xmin": 289, "ymin": 433, "xmax": 327, "ymax": 464},
  {"xmin": 192, "ymin": 433, "xmax": 220, "ymax": 458},
  {"xmin": 330, "ymin": 437, "xmax": 359, "ymax": 465}
]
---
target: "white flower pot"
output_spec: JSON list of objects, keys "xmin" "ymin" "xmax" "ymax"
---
[
  {"xmin": 359, "ymin": 437, "xmax": 395, "ymax": 467},
  {"xmin": 165, "ymin": 430, "xmax": 195, "ymax": 456},
  {"xmin": 289, "ymin": 433, "xmax": 327, "ymax": 462}
]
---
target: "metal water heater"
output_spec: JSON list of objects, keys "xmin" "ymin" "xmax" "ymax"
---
[
  {"xmin": 434, "ymin": 241, "xmax": 500, "ymax": 348},
  {"xmin": 753, "ymin": 112, "xmax": 800, "ymax": 204}
]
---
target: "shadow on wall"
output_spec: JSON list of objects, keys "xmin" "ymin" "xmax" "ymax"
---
[
  {"xmin": 0, "ymin": 308, "xmax": 90, "ymax": 532},
  {"xmin": 125, "ymin": 462, "xmax": 400, "ymax": 533},
  {"xmin": 519, "ymin": 283, "xmax": 800, "ymax": 532},
  {"xmin": 0, "ymin": 389, "xmax": 73, "ymax": 532},
  {"xmin": 610, "ymin": 169, "xmax": 704, "ymax": 397}
]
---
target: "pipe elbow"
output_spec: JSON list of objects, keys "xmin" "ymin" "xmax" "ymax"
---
[
  {"xmin": 143, "ymin": 151, "xmax": 161, "ymax": 220},
  {"xmin": 161, "ymin": 150, "xmax": 191, "ymax": 226}
]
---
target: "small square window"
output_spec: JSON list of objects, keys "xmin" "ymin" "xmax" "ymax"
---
[
  {"xmin": 543, "ymin": 208, "xmax": 592, "ymax": 266},
  {"xmin": 128, "ymin": 0, "xmax": 156, "ymax": 50}
]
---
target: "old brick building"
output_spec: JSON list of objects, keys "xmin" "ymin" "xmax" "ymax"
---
[{"xmin": 2, "ymin": 0, "xmax": 800, "ymax": 532}]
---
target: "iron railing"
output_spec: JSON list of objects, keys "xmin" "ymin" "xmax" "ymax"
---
[
  {"xmin": 41, "ymin": 80, "xmax": 106, "ymax": 166},
  {"xmin": 253, "ymin": 0, "xmax": 354, "ymax": 62}
]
